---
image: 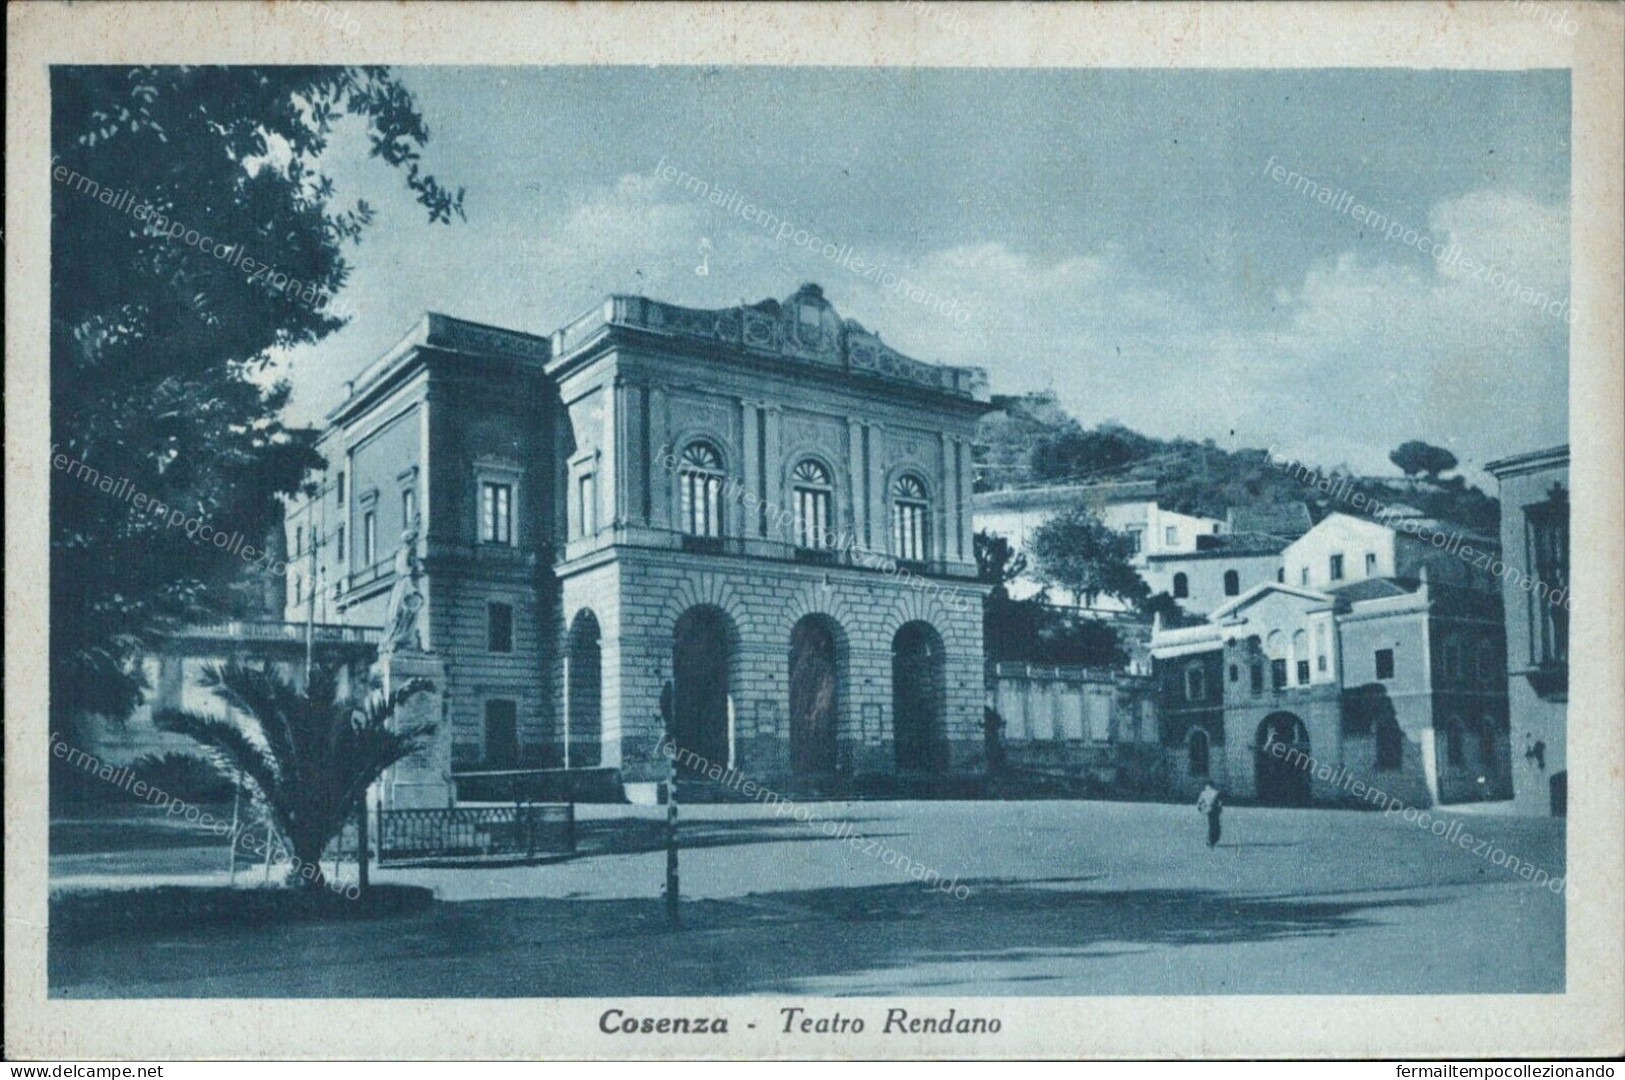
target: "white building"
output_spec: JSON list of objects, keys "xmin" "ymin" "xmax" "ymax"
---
[
  {"xmin": 1281, "ymin": 510, "xmax": 1498, "ymax": 594},
  {"xmin": 1141, "ymin": 534, "xmax": 1289, "ymax": 616},
  {"xmin": 972, "ymin": 480, "xmax": 1225, "ymax": 606},
  {"xmin": 1138, "ymin": 502, "xmax": 1312, "ymax": 616}
]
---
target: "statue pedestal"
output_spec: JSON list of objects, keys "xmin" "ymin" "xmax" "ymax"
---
[{"xmin": 377, "ymin": 648, "xmax": 453, "ymax": 809}]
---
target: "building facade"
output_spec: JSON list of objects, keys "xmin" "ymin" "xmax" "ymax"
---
[
  {"xmin": 285, "ymin": 285, "xmax": 991, "ymax": 797},
  {"xmin": 1281, "ymin": 510, "xmax": 1498, "ymax": 594},
  {"xmin": 1485, "ymin": 445, "xmax": 1569, "ymax": 816},
  {"xmin": 1141, "ymin": 536, "xmax": 1288, "ymax": 616},
  {"xmin": 1138, "ymin": 502, "xmax": 1314, "ymax": 616},
  {"xmin": 1151, "ymin": 521, "xmax": 1511, "ymax": 809}
]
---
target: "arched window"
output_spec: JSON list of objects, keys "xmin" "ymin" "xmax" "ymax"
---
[
  {"xmin": 1184, "ymin": 662, "xmax": 1206, "ymax": 702},
  {"xmin": 1187, "ymin": 728, "xmax": 1211, "ymax": 777},
  {"xmin": 792, "ymin": 459, "xmax": 833, "ymax": 550},
  {"xmin": 1173, "ymin": 572, "xmax": 1189, "ymax": 599},
  {"xmin": 892, "ymin": 474, "xmax": 930, "ymax": 562},
  {"xmin": 678, "ymin": 441, "xmax": 725, "ymax": 538},
  {"xmin": 1266, "ymin": 629, "xmax": 1288, "ymax": 689},
  {"xmin": 1478, "ymin": 716, "xmax": 1497, "ymax": 767},
  {"xmin": 1223, "ymin": 569, "xmax": 1240, "ymax": 596}
]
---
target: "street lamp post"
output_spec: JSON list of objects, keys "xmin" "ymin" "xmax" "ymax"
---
[{"xmin": 664, "ymin": 750, "xmax": 680, "ymax": 926}]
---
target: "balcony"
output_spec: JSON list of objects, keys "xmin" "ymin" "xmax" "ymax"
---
[
  {"xmin": 349, "ymin": 555, "xmax": 394, "ymax": 593},
  {"xmin": 551, "ymin": 525, "xmax": 976, "ymax": 581}
]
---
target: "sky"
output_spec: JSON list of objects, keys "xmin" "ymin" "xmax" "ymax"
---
[{"xmin": 275, "ymin": 67, "xmax": 1571, "ymax": 483}]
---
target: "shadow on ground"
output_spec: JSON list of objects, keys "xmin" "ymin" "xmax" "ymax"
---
[{"xmin": 49, "ymin": 875, "xmax": 1462, "ymax": 998}]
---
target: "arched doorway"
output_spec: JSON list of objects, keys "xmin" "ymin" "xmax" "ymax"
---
[
  {"xmin": 1187, "ymin": 727, "xmax": 1211, "ymax": 778},
  {"xmin": 892, "ymin": 621, "xmax": 947, "ymax": 774},
  {"xmin": 671, "ymin": 606, "xmax": 733, "ymax": 772},
  {"xmin": 789, "ymin": 616, "xmax": 841, "ymax": 778},
  {"xmin": 1255, "ymin": 712, "xmax": 1312, "ymax": 806},
  {"xmin": 565, "ymin": 610, "xmax": 602, "ymax": 768}
]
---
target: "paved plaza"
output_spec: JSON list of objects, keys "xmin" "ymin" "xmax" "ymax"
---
[{"xmin": 49, "ymin": 798, "xmax": 1564, "ymax": 997}]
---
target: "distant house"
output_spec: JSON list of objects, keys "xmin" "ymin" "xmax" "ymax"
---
[
  {"xmin": 1135, "ymin": 501, "xmax": 1314, "ymax": 616},
  {"xmin": 1150, "ymin": 510, "xmax": 1511, "ymax": 808},
  {"xmin": 1485, "ymin": 445, "xmax": 1569, "ymax": 816},
  {"xmin": 972, "ymin": 480, "xmax": 1225, "ymax": 609},
  {"xmin": 1141, "ymin": 531, "xmax": 1291, "ymax": 616},
  {"xmin": 1281, "ymin": 510, "xmax": 1499, "ymax": 593}
]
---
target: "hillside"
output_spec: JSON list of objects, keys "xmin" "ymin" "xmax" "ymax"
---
[{"xmin": 974, "ymin": 394, "xmax": 1499, "ymax": 538}]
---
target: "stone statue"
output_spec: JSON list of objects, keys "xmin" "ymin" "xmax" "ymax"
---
[{"xmin": 381, "ymin": 528, "xmax": 425, "ymax": 655}]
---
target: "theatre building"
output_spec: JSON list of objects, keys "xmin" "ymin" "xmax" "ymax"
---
[{"xmin": 283, "ymin": 284, "xmax": 991, "ymax": 799}]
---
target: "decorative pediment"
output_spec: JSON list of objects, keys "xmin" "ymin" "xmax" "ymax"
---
[
  {"xmin": 1211, "ymin": 582, "xmax": 1334, "ymax": 624},
  {"xmin": 578, "ymin": 284, "xmax": 981, "ymax": 397}
]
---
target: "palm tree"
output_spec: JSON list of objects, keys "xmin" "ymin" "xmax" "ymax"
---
[{"xmin": 157, "ymin": 662, "xmax": 433, "ymax": 890}]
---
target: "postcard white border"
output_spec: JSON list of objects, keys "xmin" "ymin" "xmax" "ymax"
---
[{"xmin": 6, "ymin": 0, "xmax": 1622, "ymax": 1060}]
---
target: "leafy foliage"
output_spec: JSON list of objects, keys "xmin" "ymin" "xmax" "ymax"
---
[
  {"xmin": 1029, "ymin": 425, "xmax": 1147, "ymax": 485},
  {"xmin": 974, "ymin": 530, "xmax": 1028, "ymax": 585},
  {"xmin": 975, "ymin": 531, "xmax": 1125, "ymax": 667},
  {"xmin": 983, "ymin": 595, "xmax": 1128, "ymax": 667},
  {"xmin": 128, "ymin": 751, "xmax": 239, "ymax": 803},
  {"xmin": 1027, "ymin": 504, "xmax": 1149, "ymax": 608},
  {"xmin": 157, "ymin": 662, "xmax": 434, "ymax": 889},
  {"xmin": 1140, "ymin": 591, "xmax": 1198, "ymax": 628},
  {"xmin": 51, "ymin": 67, "xmax": 463, "ymax": 726},
  {"xmin": 1388, "ymin": 440, "xmax": 1460, "ymax": 480}
]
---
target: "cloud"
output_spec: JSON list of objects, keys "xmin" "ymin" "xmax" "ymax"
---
[
  {"xmin": 273, "ymin": 168, "xmax": 1565, "ymax": 485},
  {"xmin": 1251, "ymin": 189, "xmax": 1569, "ymax": 472},
  {"xmin": 882, "ymin": 187, "xmax": 1569, "ymax": 479}
]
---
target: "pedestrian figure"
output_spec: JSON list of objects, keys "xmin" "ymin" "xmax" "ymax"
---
[{"xmin": 1197, "ymin": 782, "xmax": 1223, "ymax": 848}]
